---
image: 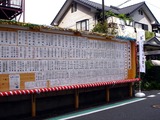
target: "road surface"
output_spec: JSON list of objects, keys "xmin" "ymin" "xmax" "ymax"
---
[{"xmin": 47, "ymin": 90, "xmax": 160, "ymax": 120}]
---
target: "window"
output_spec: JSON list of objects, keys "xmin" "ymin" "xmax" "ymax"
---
[
  {"xmin": 135, "ymin": 22, "xmax": 142, "ymax": 29},
  {"xmin": 134, "ymin": 22, "xmax": 148, "ymax": 31},
  {"xmin": 138, "ymin": 9, "xmax": 143, "ymax": 15},
  {"xmin": 71, "ymin": 3, "xmax": 77, "ymax": 13},
  {"xmin": 142, "ymin": 24, "xmax": 148, "ymax": 31},
  {"xmin": 76, "ymin": 19, "xmax": 89, "ymax": 31}
]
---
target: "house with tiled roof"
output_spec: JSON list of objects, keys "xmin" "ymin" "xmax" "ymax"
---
[
  {"xmin": 144, "ymin": 35, "xmax": 160, "ymax": 60},
  {"xmin": 51, "ymin": 0, "xmax": 160, "ymax": 58},
  {"xmin": 51, "ymin": 0, "xmax": 160, "ymax": 34}
]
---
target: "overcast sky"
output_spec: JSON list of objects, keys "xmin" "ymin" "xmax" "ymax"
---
[{"xmin": 24, "ymin": 0, "xmax": 160, "ymax": 25}]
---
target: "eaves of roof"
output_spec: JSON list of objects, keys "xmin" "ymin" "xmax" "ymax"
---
[
  {"xmin": 142, "ymin": 2, "xmax": 159, "ymax": 24},
  {"xmin": 119, "ymin": 1, "xmax": 159, "ymax": 24},
  {"xmin": 51, "ymin": 0, "xmax": 78, "ymax": 25},
  {"xmin": 51, "ymin": 0, "xmax": 159, "ymax": 25},
  {"xmin": 51, "ymin": 0, "xmax": 120, "ymax": 25},
  {"xmin": 144, "ymin": 36, "xmax": 160, "ymax": 45},
  {"xmin": 119, "ymin": 2, "xmax": 145, "ymax": 15},
  {"xmin": 144, "ymin": 43, "xmax": 160, "ymax": 48},
  {"xmin": 75, "ymin": 0, "xmax": 119, "ymax": 14}
]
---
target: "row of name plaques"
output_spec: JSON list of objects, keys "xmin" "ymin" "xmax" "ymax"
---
[
  {"xmin": 0, "ymin": 46, "xmax": 127, "ymax": 59},
  {"xmin": 0, "ymin": 30, "xmax": 126, "ymax": 50},
  {"xmin": 0, "ymin": 30, "xmax": 131, "ymax": 88}
]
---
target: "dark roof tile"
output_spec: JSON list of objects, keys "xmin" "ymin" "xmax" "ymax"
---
[
  {"xmin": 75, "ymin": 0, "xmax": 120, "ymax": 14},
  {"xmin": 75, "ymin": 0, "xmax": 145, "ymax": 15},
  {"xmin": 119, "ymin": 2, "xmax": 145, "ymax": 15},
  {"xmin": 51, "ymin": 0, "xmax": 159, "ymax": 25}
]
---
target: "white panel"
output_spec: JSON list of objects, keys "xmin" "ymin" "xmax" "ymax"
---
[
  {"xmin": 9, "ymin": 74, "xmax": 20, "ymax": 90},
  {"xmin": 0, "ymin": 30, "xmax": 131, "ymax": 89}
]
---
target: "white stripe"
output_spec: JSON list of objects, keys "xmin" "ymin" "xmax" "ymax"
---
[
  {"xmin": 157, "ymin": 93, "xmax": 160, "ymax": 95},
  {"xmin": 147, "ymin": 95, "xmax": 156, "ymax": 98},
  {"xmin": 60, "ymin": 98, "xmax": 146, "ymax": 120}
]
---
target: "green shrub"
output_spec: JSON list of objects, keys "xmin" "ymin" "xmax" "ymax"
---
[
  {"xmin": 92, "ymin": 21, "xmax": 108, "ymax": 34},
  {"xmin": 140, "ymin": 60, "xmax": 160, "ymax": 90},
  {"xmin": 145, "ymin": 31, "xmax": 155, "ymax": 40}
]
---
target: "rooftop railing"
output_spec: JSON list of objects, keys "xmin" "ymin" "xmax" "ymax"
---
[{"xmin": 0, "ymin": 0, "xmax": 23, "ymax": 9}]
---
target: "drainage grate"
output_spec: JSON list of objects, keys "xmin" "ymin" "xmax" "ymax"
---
[{"xmin": 152, "ymin": 104, "xmax": 160, "ymax": 109}]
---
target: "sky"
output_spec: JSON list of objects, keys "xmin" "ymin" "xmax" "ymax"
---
[{"xmin": 23, "ymin": 0, "xmax": 160, "ymax": 25}]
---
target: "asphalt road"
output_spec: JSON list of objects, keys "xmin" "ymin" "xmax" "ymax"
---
[{"xmin": 48, "ymin": 90, "xmax": 160, "ymax": 120}]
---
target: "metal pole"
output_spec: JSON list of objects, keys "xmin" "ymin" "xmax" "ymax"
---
[
  {"xmin": 102, "ymin": 0, "xmax": 105, "ymax": 23},
  {"xmin": 23, "ymin": 0, "xmax": 25, "ymax": 22},
  {"xmin": 135, "ymin": 31, "xmax": 145, "ymax": 98},
  {"xmin": 138, "ymin": 71, "xmax": 141, "ymax": 92}
]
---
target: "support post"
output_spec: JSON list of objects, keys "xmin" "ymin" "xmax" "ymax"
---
[
  {"xmin": 75, "ymin": 89, "xmax": 79, "ymax": 109},
  {"xmin": 31, "ymin": 94, "xmax": 36, "ymax": 117},
  {"xmin": 129, "ymin": 82, "xmax": 133, "ymax": 97},
  {"xmin": 106, "ymin": 87, "xmax": 110, "ymax": 102}
]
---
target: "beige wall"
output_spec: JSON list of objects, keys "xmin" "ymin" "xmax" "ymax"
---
[
  {"xmin": 107, "ymin": 16, "xmax": 136, "ymax": 39},
  {"xmin": 131, "ymin": 10, "xmax": 152, "ymax": 32},
  {"xmin": 59, "ymin": 4, "xmax": 96, "ymax": 31},
  {"xmin": 59, "ymin": 4, "xmax": 153, "ymax": 33}
]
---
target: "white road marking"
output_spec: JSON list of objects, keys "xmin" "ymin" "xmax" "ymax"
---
[
  {"xmin": 59, "ymin": 98, "xmax": 146, "ymax": 120},
  {"xmin": 148, "ymin": 95, "xmax": 156, "ymax": 97},
  {"xmin": 157, "ymin": 93, "xmax": 160, "ymax": 95}
]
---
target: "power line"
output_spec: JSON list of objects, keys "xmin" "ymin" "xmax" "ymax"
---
[
  {"xmin": 146, "ymin": 1, "xmax": 160, "ymax": 10},
  {"xmin": 117, "ymin": 0, "xmax": 131, "ymax": 7}
]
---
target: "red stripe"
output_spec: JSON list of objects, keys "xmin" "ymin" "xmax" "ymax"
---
[
  {"xmin": 51, "ymin": 87, "xmax": 55, "ymax": 91},
  {"xmin": 0, "ymin": 92, "xmax": 4, "ymax": 96},
  {"xmin": 5, "ymin": 92, "xmax": 8, "ymax": 96},
  {"xmin": 79, "ymin": 84, "xmax": 82, "ymax": 88},
  {"xmin": 48, "ymin": 88, "xmax": 52, "ymax": 92},
  {"xmin": 18, "ymin": 90, "xmax": 22, "ymax": 95},
  {"xmin": 0, "ymin": 79, "xmax": 140, "ymax": 97},
  {"xmin": 13, "ymin": 91, "xmax": 17, "ymax": 95}
]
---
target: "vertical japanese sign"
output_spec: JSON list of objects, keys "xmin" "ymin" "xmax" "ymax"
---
[{"xmin": 137, "ymin": 31, "xmax": 146, "ymax": 73}]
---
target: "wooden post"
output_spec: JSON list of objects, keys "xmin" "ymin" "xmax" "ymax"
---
[
  {"xmin": 75, "ymin": 89, "xmax": 79, "ymax": 109},
  {"xmin": 129, "ymin": 82, "xmax": 133, "ymax": 97},
  {"xmin": 31, "ymin": 94, "xmax": 36, "ymax": 117},
  {"xmin": 106, "ymin": 87, "xmax": 110, "ymax": 102}
]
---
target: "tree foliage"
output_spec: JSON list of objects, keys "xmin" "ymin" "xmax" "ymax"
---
[
  {"xmin": 92, "ymin": 11, "xmax": 131, "ymax": 35},
  {"xmin": 92, "ymin": 21, "xmax": 108, "ymax": 34},
  {"xmin": 145, "ymin": 31, "xmax": 155, "ymax": 40}
]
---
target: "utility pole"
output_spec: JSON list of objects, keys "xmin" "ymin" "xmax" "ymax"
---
[
  {"xmin": 102, "ymin": 0, "xmax": 105, "ymax": 23},
  {"xmin": 23, "ymin": 0, "xmax": 25, "ymax": 22}
]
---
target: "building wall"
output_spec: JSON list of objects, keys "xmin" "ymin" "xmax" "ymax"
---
[
  {"xmin": 59, "ymin": 4, "xmax": 154, "ymax": 33},
  {"xmin": 131, "ymin": 10, "xmax": 152, "ymax": 32},
  {"xmin": 59, "ymin": 3, "xmax": 96, "ymax": 31}
]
